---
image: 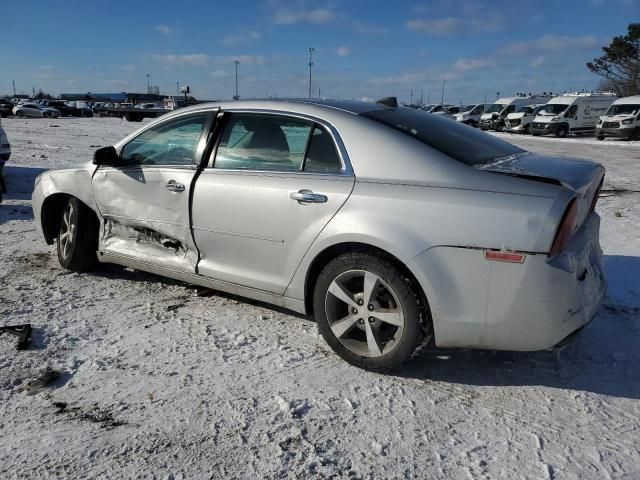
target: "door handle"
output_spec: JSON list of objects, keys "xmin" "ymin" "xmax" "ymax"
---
[
  {"xmin": 166, "ymin": 180, "xmax": 185, "ymax": 192},
  {"xmin": 290, "ymin": 189, "xmax": 328, "ymax": 204}
]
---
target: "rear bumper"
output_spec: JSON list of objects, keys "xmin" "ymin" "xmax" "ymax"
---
[{"xmin": 408, "ymin": 213, "xmax": 606, "ymax": 351}]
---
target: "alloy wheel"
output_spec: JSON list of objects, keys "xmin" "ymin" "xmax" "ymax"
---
[
  {"xmin": 324, "ymin": 269, "xmax": 405, "ymax": 357},
  {"xmin": 59, "ymin": 202, "xmax": 76, "ymax": 259}
]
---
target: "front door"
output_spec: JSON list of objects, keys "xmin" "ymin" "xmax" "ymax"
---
[
  {"xmin": 192, "ymin": 112, "xmax": 354, "ymax": 293},
  {"xmin": 92, "ymin": 111, "xmax": 212, "ymax": 273}
]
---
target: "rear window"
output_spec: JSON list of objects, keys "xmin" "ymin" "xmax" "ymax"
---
[{"xmin": 362, "ymin": 108, "xmax": 524, "ymax": 166}]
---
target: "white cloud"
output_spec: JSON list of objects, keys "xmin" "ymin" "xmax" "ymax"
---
[
  {"xmin": 148, "ymin": 53, "xmax": 210, "ymax": 66},
  {"xmin": 220, "ymin": 55, "xmax": 266, "ymax": 65},
  {"xmin": 336, "ymin": 46, "xmax": 351, "ymax": 56},
  {"xmin": 406, "ymin": 17, "xmax": 459, "ymax": 35},
  {"xmin": 273, "ymin": 8, "xmax": 335, "ymax": 25},
  {"xmin": 453, "ymin": 57, "xmax": 495, "ymax": 71},
  {"xmin": 221, "ymin": 31, "xmax": 261, "ymax": 46},
  {"xmin": 353, "ymin": 22, "xmax": 388, "ymax": 35},
  {"xmin": 210, "ymin": 70, "xmax": 228, "ymax": 78},
  {"xmin": 529, "ymin": 55, "xmax": 546, "ymax": 68},
  {"xmin": 154, "ymin": 25, "xmax": 174, "ymax": 35},
  {"xmin": 501, "ymin": 35, "xmax": 599, "ymax": 55},
  {"xmin": 368, "ymin": 70, "xmax": 459, "ymax": 86}
]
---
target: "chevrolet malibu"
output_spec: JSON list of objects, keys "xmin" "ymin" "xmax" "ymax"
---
[{"xmin": 32, "ymin": 99, "xmax": 606, "ymax": 371}]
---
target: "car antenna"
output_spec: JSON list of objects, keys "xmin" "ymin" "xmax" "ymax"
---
[{"xmin": 376, "ymin": 96, "xmax": 398, "ymax": 108}]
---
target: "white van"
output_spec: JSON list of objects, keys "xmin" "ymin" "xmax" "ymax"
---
[
  {"xmin": 452, "ymin": 104, "xmax": 490, "ymax": 126},
  {"xmin": 530, "ymin": 92, "xmax": 616, "ymax": 137},
  {"xmin": 504, "ymin": 104, "xmax": 547, "ymax": 134},
  {"xmin": 595, "ymin": 95, "xmax": 640, "ymax": 141},
  {"xmin": 479, "ymin": 96, "xmax": 549, "ymax": 131}
]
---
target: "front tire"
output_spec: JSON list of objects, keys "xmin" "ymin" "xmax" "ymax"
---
[
  {"xmin": 556, "ymin": 125, "xmax": 568, "ymax": 138},
  {"xmin": 56, "ymin": 197, "xmax": 99, "ymax": 271},
  {"xmin": 313, "ymin": 252, "xmax": 426, "ymax": 371}
]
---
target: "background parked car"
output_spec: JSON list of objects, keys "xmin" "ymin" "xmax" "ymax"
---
[
  {"xmin": 452, "ymin": 104, "xmax": 489, "ymax": 126},
  {"xmin": 0, "ymin": 101, "xmax": 13, "ymax": 117},
  {"xmin": 41, "ymin": 100, "xmax": 93, "ymax": 117},
  {"xmin": 0, "ymin": 116, "xmax": 9, "ymax": 202},
  {"xmin": 504, "ymin": 104, "xmax": 547, "ymax": 134},
  {"xmin": 479, "ymin": 96, "xmax": 549, "ymax": 131},
  {"xmin": 531, "ymin": 93, "xmax": 616, "ymax": 137},
  {"xmin": 596, "ymin": 95, "xmax": 640, "ymax": 140},
  {"xmin": 12, "ymin": 103, "xmax": 60, "ymax": 118}
]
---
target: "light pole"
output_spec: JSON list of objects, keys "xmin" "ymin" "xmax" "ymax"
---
[
  {"xmin": 441, "ymin": 79, "xmax": 446, "ymax": 104},
  {"xmin": 146, "ymin": 74, "xmax": 151, "ymax": 94},
  {"xmin": 308, "ymin": 47, "xmax": 315, "ymax": 99},
  {"xmin": 234, "ymin": 60, "xmax": 240, "ymax": 100}
]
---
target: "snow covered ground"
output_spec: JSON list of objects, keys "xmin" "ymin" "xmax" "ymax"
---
[{"xmin": 0, "ymin": 117, "xmax": 639, "ymax": 479}]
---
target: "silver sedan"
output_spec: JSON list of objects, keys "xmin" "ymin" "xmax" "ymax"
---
[{"xmin": 32, "ymin": 99, "xmax": 606, "ymax": 371}]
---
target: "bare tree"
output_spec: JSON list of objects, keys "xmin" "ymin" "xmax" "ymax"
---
[{"xmin": 587, "ymin": 23, "xmax": 640, "ymax": 97}]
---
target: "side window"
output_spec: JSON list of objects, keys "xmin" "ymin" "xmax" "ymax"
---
[
  {"xmin": 504, "ymin": 105, "xmax": 516, "ymax": 115},
  {"xmin": 214, "ymin": 114, "xmax": 312, "ymax": 171},
  {"xmin": 120, "ymin": 113, "xmax": 208, "ymax": 166},
  {"xmin": 303, "ymin": 126, "xmax": 342, "ymax": 173},
  {"xmin": 566, "ymin": 105, "xmax": 578, "ymax": 117}
]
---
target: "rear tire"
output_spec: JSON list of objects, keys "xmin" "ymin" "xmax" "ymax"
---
[
  {"xmin": 56, "ymin": 197, "xmax": 99, "ymax": 271},
  {"xmin": 16, "ymin": 111, "xmax": 24, "ymax": 117},
  {"xmin": 313, "ymin": 251, "xmax": 427, "ymax": 371}
]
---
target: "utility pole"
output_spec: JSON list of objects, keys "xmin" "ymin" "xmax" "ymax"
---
[
  {"xmin": 410, "ymin": 89, "xmax": 413, "ymax": 106},
  {"xmin": 12, "ymin": 79, "xmax": 16, "ymax": 97},
  {"xmin": 427, "ymin": 92, "xmax": 430, "ymax": 104},
  {"xmin": 234, "ymin": 60, "xmax": 240, "ymax": 100},
  {"xmin": 308, "ymin": 47, "xmax": 315, "ymax": 99},
  {"xmin": 420, "ymin": 89, "xmax": 424, "ymax": 106},
  {"xmin": 441, "ymin": 79, "xmax": 446, "ymax": 104},
  {"xmin": 146, "ymin": 74, "xmax": 150, "ymax": 94}
]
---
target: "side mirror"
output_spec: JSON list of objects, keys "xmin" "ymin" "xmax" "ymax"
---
[{"xmin": 93, "ymin": 146, "xmax": 119, "ymax": 166}]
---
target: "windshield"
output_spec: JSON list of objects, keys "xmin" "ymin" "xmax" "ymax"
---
[
  {"xmin": 430, "ymin": 105, "xmax": 444, "ymax": 112},
  {"xmin": 362, "ymin": 108, "xmax": 525, "ymax": 166},
  {"xmin": 517, "ymin": 106, "xmax": 534, "ymax": 114},
  {"xmin": 485, "ymin": 103, "xmax": 504, "ymax": 113},
  {"xmin": 605, "ymin": 104, "xmax": 640, "ymax": 116},
  {"xmin": 460, "ymin": 104, "xmax": 476, "ymax": 113},
  {"xmin": 538, "ymin": 104, "xmax": 569, "ymax": 115}
]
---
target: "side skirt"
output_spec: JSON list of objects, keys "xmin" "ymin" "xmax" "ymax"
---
[{"xmin": 98, "ymin": 250, "xmax": 307, "ymax": 315}]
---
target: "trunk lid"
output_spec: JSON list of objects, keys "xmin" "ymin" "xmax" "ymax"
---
[{"xmin": 478, "ymin": 152, "xmax": 604, "ymax": 229}]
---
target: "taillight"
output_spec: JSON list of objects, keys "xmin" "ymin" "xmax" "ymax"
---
[{"xmin": 549, "ymin": 199, "xmax": 577, "ymax": 257}]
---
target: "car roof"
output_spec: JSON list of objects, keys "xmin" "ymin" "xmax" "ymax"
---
[{"xmin": 175, "ymin": 98, "xmax": 391, "ymax": 116}]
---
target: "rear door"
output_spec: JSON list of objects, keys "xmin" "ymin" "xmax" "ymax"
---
[
  {"xmin": 92, "ymin": 111, "xmax": 213, "ymax": 273},
  {"xmin": 192, "ymin": 111, "xmax": 354, "ymax": 293}
]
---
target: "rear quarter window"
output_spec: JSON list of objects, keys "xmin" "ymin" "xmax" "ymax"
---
[{"xmin": 362, "ymin": 108, "xmax": 524, "ymax": 166}]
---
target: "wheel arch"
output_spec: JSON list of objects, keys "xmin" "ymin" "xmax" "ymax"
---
[
  {"xmin": 302, "ymin": 242, "xmax": 432, "ymax": 334},
  {"xmin": 40, "ymin": 193, "xmax": 99, "ymax": 244}
]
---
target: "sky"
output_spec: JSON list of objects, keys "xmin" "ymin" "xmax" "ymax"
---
[{"xmin": 2, "ymin": 0, "xmax": 638, "ymax": 104}]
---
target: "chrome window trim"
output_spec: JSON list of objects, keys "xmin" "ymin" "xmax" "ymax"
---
[{"xmin": 208, "ymin": 108, "xmax": 354, "ymax": 177}]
